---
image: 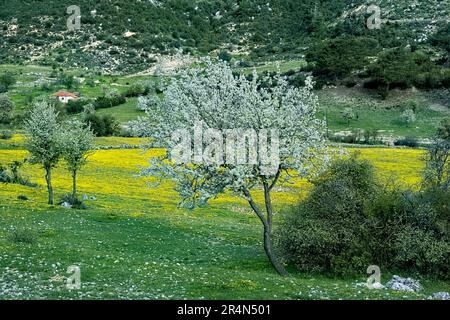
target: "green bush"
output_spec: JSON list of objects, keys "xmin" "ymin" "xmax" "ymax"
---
[
  {"xmin": 8, "ymin": 228, "xmax": 37, "ymax": 244},
  {"xmin": 394, "ymin": 226, "xmax": 449, "ymax": 278},
  {"xmin": 124, "ymin": 83, "xmax": 145, "ymax": 97},
  {"xmin": 0, "ymin": 94, "xmax": 14, "ymax": 124},
  {"xmin": 0, "ymin": 72, "xmax": 16, "ymax": 92},
  {"xmin": 275, "ymin": 155, "xmax": 377, "ymax": 276},
  {"xmin": 394, "ymin": 136, "xmax": 419, "ymax": 148},
  {"xmin": 83, "ymin": 113, "xmax": 119, "ymax": 136},
  {"xmin": 0, "ymin": 130, "xmax": 12, "ymax": 140},
  {"xmin": 93, "ymin": 95, "xmax": 126, "ymax": 109},
  {"xmin": 59, "ymin": 193, "xmax": 87, "ymax": 210},
  {"xmin": 275, "ymin": 156, "xmax": 450, "ymax": 278},
  {"xmin": 66, "ymin": 99, "xmax": 91, "ymax": 114},
  {"xmin": 0, "ymin": 160, "xmax": 36, "ymax": 187},
  {"xmin": 218, "ymin": 50, "xmax": 232, "ymax": 62}
]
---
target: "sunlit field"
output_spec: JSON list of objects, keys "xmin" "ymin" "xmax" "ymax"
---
[{"xmin": 1, "ymin": 137, "xmax": 446, "ymax": 300}]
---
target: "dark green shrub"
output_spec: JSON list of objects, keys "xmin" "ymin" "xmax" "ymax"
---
[
  {"xmin": 83, "ymin": 113, "xmax": 119, "ymax": 136},
  {"xmin": 66, "ymin": 99, "xmax": 91, "ymax": 114},
  {"xmin": 124, "ymin": 83, "xmax": 145, "ymax": 97},
  {"xmin": 0, "ymin": 94, "xmax": 14, "ymax": 124},
  {"xmin": 394, "ymin": 226, "xmax": 449, "ymax": 279},
  {"xmin": 363, "ymin": 129, "xmax": 382, "ymax": 145},
  {"xmin": 394, "ymin": 136, "xmax": 419, "ymax": 148},
  {"xmin": 17, "ymin": 194, "xmax": 28, "ymax": 201},
  {"xmin": 8, "ymin": 228, "xmax": 37, "ymax": 244},
  {"xmin": 59, "ymin": 193, "xmax": 87, "ymax": 210},
  {"xmin": 0, "ymin": 130, "xmax": 12, "ymax": 140},
  {"xmin": 218, "ymin": 50, "xmax": 232, "ymax": 62},
  {"xmin": 275, "ymin": 155, "xmax": 377, "ymax": 276},
  {"xmin": 276, "ymin": 156, "xmax": 450, "ymax": 279},
  {"xmin": 93, "ymin": 95, "xmax": 126, "ymax": 109},
  {"xmin": 0, "ymin": 160, "xmax": 36, "ymax": 187},
  {"xmin": 0, "ymin": 72, "xmax": 16, "ymax": 92}
]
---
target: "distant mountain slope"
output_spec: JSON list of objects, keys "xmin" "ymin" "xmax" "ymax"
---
[{"xmin": 0, "ymin": 0, "xmax": 448, "ymax": 73}]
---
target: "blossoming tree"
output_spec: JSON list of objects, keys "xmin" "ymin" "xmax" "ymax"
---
[
  {"xmin": 135, "ymin": 59, "xmax": 329, "ymax": 275},
  {"xmin": 24, "ymin": 101, "xmax": 62, "ymax": 205},
  {"xmin": 61, "ymin": 120, "xmax": 95, "ymax": 198}
]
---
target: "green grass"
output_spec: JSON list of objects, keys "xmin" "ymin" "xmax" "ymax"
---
[
  {"xmin": 321, "ymin": 104, "xmax": 443, "ymax": 138},
  {"xmin": 96, "ymin": 97, "xmax": 144, "ymax": 123},
  {"xmin": 1, "ymin": 204, "xmax": 447, "ymax": 300},
  {"xmin": 318, "ymin": 88, "xmax": 450, "ymax": 139},
  {"xmin": 0, "ymin": 64, "xmax": 155, "ymax": 118},
  {"xmin": 0, "ymin": 145, "xmax": 448, "ymax": 299},
  {"xmin": 2, "ymin": 63, "xmax": 449, "ymax": 137}
]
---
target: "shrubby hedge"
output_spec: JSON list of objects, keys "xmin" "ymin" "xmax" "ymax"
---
[
  {"xmin": 83, "ymin": 113, "xmax": 119, "ymax": 137},
  {"xmin": 66, "ymin": 99, "xmax": 91, "ymax": 114},
  {"xmin": 93, "ymin": 95, "xmax": 126, "ymax": 110},
  {"xmin": 275, "ymin": 155, "xmax": 449, "ymax": 279}
]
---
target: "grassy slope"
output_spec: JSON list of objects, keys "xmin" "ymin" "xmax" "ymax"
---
[
  {"xmin": 96, "ymin": 97, "xmax": 143, "ymax": 123},
  {"xmin": 318, "ymin": 87, "xmax": 450, "ymax": 139},
  {"xmin": 2, "ymin": 63, "xmax": 449, "ymax": 136},
  {"xmin": 0, "ymin": 138, "xmax": 448, "ymax": 299},
  {"xmin": 0, "ymin": 64, "xmax": 147, "ymax": 119}
]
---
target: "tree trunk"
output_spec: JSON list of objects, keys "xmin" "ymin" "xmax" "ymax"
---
[
  {"xmin": 242, "ymin": 183, "xmax": 288, "ymax": 276},
  {"xmin": 72, "ymin": 170, "xmax": 77, "ymax": 198},
  {"xmin": 263, "ymin": 224, "xmax": 288, "ymax": 276},
  {"xmin": 263, "ymin": 182, "xmax": 288, "ymax": 276},
  {"xmin": 45, "ymin": 166, "xmax": 53, "ymax": 205}
]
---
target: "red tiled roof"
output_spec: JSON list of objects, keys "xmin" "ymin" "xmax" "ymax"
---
[{"xmin": 53, "ymin": 91, "xmax": 78, "ymax": 98}]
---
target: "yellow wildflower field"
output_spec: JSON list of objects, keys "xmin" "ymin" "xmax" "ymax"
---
[{"xmin": 0, "ymin": 144, "xmax": 426, "ymax": 214}]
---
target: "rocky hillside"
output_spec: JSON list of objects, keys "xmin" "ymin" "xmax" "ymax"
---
[{"xmin": 0, "ymin": 0, "xmax": 448, "ymax": 74}]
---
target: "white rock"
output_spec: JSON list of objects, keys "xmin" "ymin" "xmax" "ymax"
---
[
  {"xmin": 431, "ymin": 292, "xmax": 450, "ymax": 300},
  {"xmin": 60, "ymin": 202, "xmax": 72, "ymax": 209},
  {"xmin": 372, "ymin": 282, "xmax": 385, "ymax": 289},
  {"xmin": 386, "ymin": 275, "xmax": 422, "ymax": 292}
]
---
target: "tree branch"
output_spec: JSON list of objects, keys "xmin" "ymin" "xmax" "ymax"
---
[
  {"xmin": 241, "ymin": 187, "xmax": 267, "ymax": 227},
  {"xmin": 268, "ymin": 167, "xmax": 281, "ymax": 191}
]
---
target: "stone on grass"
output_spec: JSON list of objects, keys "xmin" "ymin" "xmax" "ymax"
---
[
  {"xmin": 430, "ymin": 292, "xmax": 450, "ymax": 300},
  {"xmin": 60, "ymin": 202, "xmax": 72, "ymax": 209},
  {"xmin": 385, "ymin": 275, "xmax": 422, "ymax": 292},
  {"xmin": 371, "ymin": 282, "xmax": 385, "ymax": 289}
]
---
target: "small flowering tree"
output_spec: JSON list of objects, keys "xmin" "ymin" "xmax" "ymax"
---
[
  {"xmin": 341, "ymin": 107, "xmax": 356, "ymax": 126},
  {"xmin": 61, "ymin": 120, "xmax": 95, "ymax": 198},
  {"xmin": 423, "ymin": 118, "xmax": 450, "ymax": 190},
  {"xmin": 24, "ymin": 101, "xmax": 62, "ymax": 205},
  {"xmin": 400, "ymin": 109, "xmax": 416, "ymax": 126},
  {"xmin": 136, "ymin": 59, "xmax": 330, "ymax": 275}
]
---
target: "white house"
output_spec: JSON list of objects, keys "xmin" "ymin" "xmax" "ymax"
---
[{"xmin": 53, "ymin": 91, "xmax": 79, "ymax": 104}]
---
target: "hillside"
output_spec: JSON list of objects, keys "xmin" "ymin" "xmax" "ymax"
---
[{"xmin": 0, "ymin": 0, "xmax": 448, "ymax": 73}]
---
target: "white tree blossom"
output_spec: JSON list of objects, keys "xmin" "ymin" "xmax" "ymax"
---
[
  {"xmin": 136, "ymin": 59, "xmax": 332, "ymax": 275},
  {"xmin": 137, "ymin": 95, "xmax": 161, "ymax": 111},
  {"xmin": 400, "ymin": 109, "xmax": 416, "ymax": 126},
  {"xmin": 61, "ymin": 120, "xmax": 95, "ymax": 198},
  {"xmin": 24, "ymin": 101, "xmax": 63, "ymax": 205}
]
